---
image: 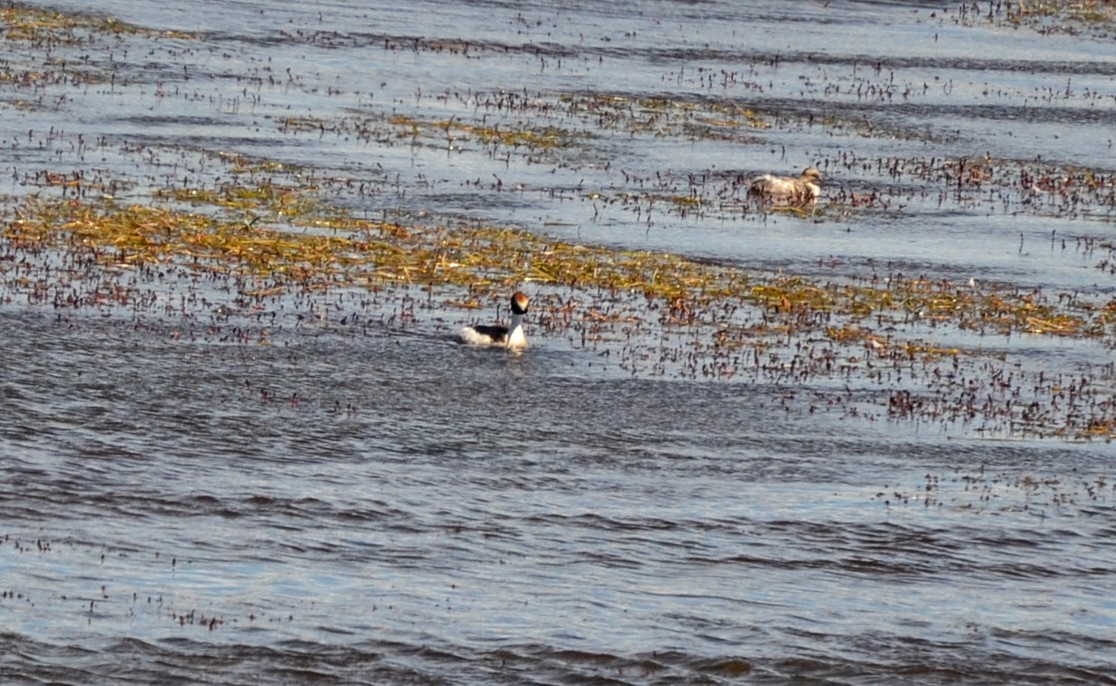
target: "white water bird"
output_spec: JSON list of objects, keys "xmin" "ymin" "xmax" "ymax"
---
[
  {"xmin": 457, "ymin": 292, "xmax": 530, "ymax": 349},
  {"xmin": 749, "ymin": 167, "xmax": 823, "ymax": 207}
]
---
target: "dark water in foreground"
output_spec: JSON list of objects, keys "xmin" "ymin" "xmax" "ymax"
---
[
  {"xmin": 4, "ymin": 311, "xmax": 1115, "ymax": 684},
  {"xmin": 3, "ymin": 0, "xmax": 1116, "ymax": 684}
]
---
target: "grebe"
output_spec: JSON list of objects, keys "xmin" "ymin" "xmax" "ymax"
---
[
  {"xmin": 748, "ymin": 167, "xmax": 823, "ymax": 207},
  {"xmin": 457, "ymin": 292, "xmax": 530, "ymax": 349}
]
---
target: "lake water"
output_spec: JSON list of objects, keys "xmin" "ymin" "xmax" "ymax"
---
[{"xmin": 3, "ymin": 1, "xmax": 1116, "ymax": 684}]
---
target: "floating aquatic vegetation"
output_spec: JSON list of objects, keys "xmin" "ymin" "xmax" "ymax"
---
[
  {"xmin": 998, "ymin": 0, "xmax": 1116, "ymax": 35},
  {"xmin": 824, "ymin": 151, "xmax": 1116, "ymax": 222},
  {"xmin": 0, "ymin": 6, "xmax": 193, "ymax": 44},
  {"xmin": 939, "ymin": 0, "xmax": 1116, "ymax": 38},
  {"xmin": 558, "ymin": 93, "xmax": 771, "ymax": 139},
  {"xmin": 390, "ymin": 114, "xmax": 587, "ymax": 153},
  {"xmin": 5, "ymin": 171, "xmax": 1113, "ymax": 358},
  {"xmin": 274, "ymin": 90, "xmax": 773, "ymax": 163},
  {"xmin": 0, "ymin": 6, "xmax": 194, "ymax": 93},
  {"xmin": 276, "ymin": 110, "xmax": 592, "ymax": 162}
]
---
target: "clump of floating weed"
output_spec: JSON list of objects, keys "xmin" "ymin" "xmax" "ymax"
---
[
  {"xmin": 861, "ymin": 275, "xmax": 1106, "ymax": 337},
  {"xmin": 11, "ymin": 166, "xmax": 1113, "ymax": 344},
  {"xmin": 0, "ymin": 6, "xmax": 192, "ymax": 44},
  {"xmin": 143, "ymin": 175, "xmax": 753, "ymax": 303},
  {"xmin": 278, "ymin": 112, "xmax": 590, "ymax": 158},
  {"xmin": 970, "ymin": 0, "xmax": 1116, "ymax": 36},
  {"xmin": 1, "ymin": 7, "xmax": 92, "ymax": 43},
  {"xmin": 276, "ymin": 91, "xmax": 774, "ymax": 157},
  {"xmin": 826, "ymin": 152, "xmax": 1115, "ymax": 221},
  {"xmin": 156, "ymin": 181, "xmax": 324, "ymax": 222},
  {"xmin": 1, "ymin": 192, "xmax": 739, "ymax": 313},
  {"xmin": 1007, "ymin": 0, "xmax": 1116, "ymax": 24},
  {"xmin": 4, "ymin": 198, "xmax": 393, "ymax": 295},
  {"xmin": 387, "ymin": 114, "xmax": 589, "ymax": 156},
  {"xmin": 558, "ymin": 92, "xmax": 771, "ymax": 140},
  {"xmin": 738, "ymin": 271, "xmax": 1111, "ymax": 342}
]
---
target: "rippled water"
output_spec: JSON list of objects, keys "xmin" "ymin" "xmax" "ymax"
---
[{"xmin": 3, "ymin": 1, "xmax": 1116, "ymax": 684}]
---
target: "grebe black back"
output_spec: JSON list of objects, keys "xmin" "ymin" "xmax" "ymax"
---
[{"xmin": 457, "ymin": 292, "xmax": 530, "ymax": 349}]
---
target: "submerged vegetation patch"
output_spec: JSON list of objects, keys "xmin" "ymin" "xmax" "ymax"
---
[
  {"xmin": 4, "ymin": 158, "xmax": 1116, "ymax": 439},
  {"xmin": 6, "ymin": 166, "xmax": 1111, "ymax": 340},
  {"xmin": 1000, "ymin": 0, "xmax": 1116, "ymax": 35},
  {"xmin": 2, "ymin": 4, "xmax": 1116, "ymax": 441},
  {"xmin": 270, "ymin": 85, "xmax": 1116, "ymax": 227},
  {"xmin": 278, "ymin": 111, "xmax": 592, "ymax": 160},
  {"xmin": 943, "ymin": 0, "xmax": 1116, "ymax": 38},
  {"xmin": 0, "ymin": 6, "xmax": 193, "ymax": 44},
  {"xmin": 0, "ymin": 5, "xmax": 194, "ymax": 91},
  {"xmin": 274, "ymin": 90, "xmax": 772, "ymax": 166}
]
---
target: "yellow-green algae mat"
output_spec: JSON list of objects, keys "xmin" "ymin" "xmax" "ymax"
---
[
  {"xmin": 4, "ymin": 173, "xmax": 1112, "ymax": 337},
  {"xmin": 3, "ymin": 162, "xmax": 1116, "ymax": 440},
  {"xmin": 0, "ymin": 6, "xmax": 193, "ymax": 42}
]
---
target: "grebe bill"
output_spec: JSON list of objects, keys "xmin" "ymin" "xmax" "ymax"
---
[
  {"xmin": 748, "ymin": 167, "xmax": 823, "ymax": 206},
  {"xmin": 457, "ymin": 292, "xmax": 529, "ymax": 349}
]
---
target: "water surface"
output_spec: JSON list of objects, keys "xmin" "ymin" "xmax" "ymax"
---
[{"xmin": 3, "ymin": 1, "xmax": 1116, "ymax": 684}]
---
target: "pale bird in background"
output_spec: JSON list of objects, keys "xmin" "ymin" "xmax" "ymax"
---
[{"xmin": 749, "ymin": 167, "xmax": 823, "ymax": 207}]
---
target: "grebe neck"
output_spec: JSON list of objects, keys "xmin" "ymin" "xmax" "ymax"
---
[{"xmin": 506, "ymin": 311, "xmax": 527, "ymax": 348}]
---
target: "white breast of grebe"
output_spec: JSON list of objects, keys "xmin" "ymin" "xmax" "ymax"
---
[{"xmin": 457, "ymin": 292, "xmax": 529, "ymax": 349}]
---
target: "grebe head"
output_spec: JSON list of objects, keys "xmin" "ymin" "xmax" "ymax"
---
[
  {"xmin": 801, "ymin": 167, "xmax": 823, "ymax": 183},
  {"xmin": 510, "ymin": 291, "xmax": 530, "ymax": 316}
]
